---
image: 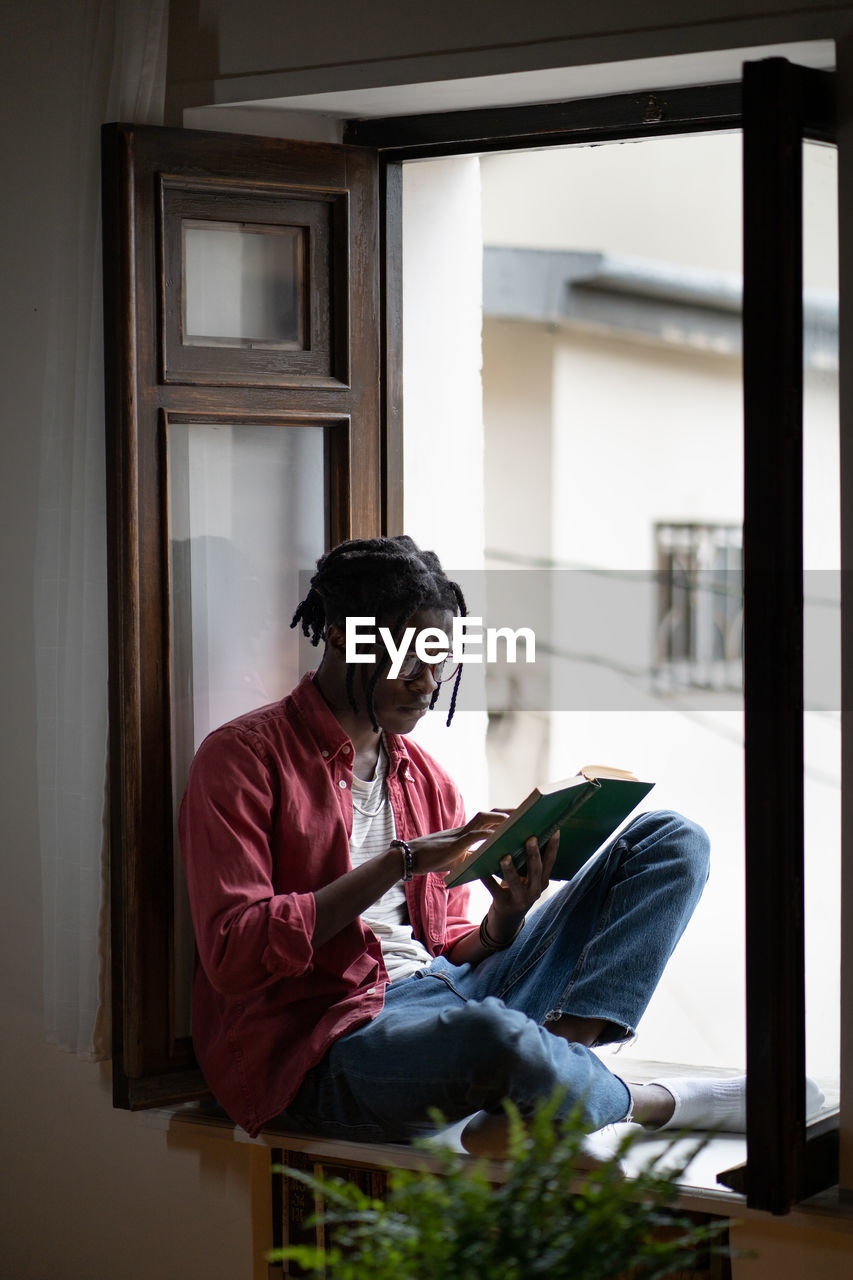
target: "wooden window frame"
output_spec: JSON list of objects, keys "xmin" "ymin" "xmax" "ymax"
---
[
  {"xmin": 158, "ymin": 181, "xmax": 350, "ymax": 388},
  {"xmin": 102, "ymin": 124, "xmax": 382, "ymax": 1110}
]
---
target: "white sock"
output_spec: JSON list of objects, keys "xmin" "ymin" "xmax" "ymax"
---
[{"xmin": 650, "ymin": 1074, "xmax": 825, "ymax": 1132}]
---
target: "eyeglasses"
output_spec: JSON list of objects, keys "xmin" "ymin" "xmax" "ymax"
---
[{"xmin": 397, "ymin": 653, "xmax": 460, "ymax": 684}]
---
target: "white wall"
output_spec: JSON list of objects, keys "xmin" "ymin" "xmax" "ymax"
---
[
  {"xmin": 0, "ymin": 6, "xmax": 263, "ymax": 1278},
  {"xmin": 483, "ymin": 321, "xmax": 751, "ymax": 1068},
  {"xmin": 482, "ymin": 134, "xmax": 839, "ymax": 291},
  {"xmin": 483, "ymin": 322, "xmax": 556, "ymax": 563},
  {"xmin": 549, "ymin": 335, "xmax": 744, "ymax": 566}
]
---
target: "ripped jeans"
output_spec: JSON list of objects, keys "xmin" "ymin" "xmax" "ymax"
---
[{"xmin": 278, "ymin": 810, "xmax": 710, "ymax": 1142}]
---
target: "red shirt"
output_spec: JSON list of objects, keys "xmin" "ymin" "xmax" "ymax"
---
[{"xmin": 178, "ymin": 671, "xmax": 474, "ymax": 1136}]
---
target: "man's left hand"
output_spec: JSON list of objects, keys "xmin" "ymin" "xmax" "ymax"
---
[{"xmin": 479, "ymin": 829, "xmax": 560, "ymax": 943}]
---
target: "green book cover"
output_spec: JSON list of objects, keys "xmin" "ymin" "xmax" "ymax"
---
[{"xmin": 446, "ymin": 768, "xmax": 654, "ymax": 887}]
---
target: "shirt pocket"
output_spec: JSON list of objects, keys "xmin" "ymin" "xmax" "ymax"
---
[
  {"xmin": 337, "ymin": 944, "xmax": 383, "ymax": 992},
  {"xmin": 423, "ymin": 874, "xmax": 449, "ymax": 950}
]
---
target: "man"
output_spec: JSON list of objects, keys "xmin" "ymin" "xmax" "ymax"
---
[{"xmin": 179, "ymin": 535, "xmax": 767, "ymax": 1146}]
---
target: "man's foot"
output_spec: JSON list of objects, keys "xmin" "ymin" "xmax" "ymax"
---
[
  {"xmin": 638, "ymin": 1074, "xmax": 825, "ymax": 1132},
  {"xmin": 460, "ymin": 1110, "xmax": 622, "ymax": 1170},
  {"xmin": 460, "ymin": 1111, "xmax": 512, "ymax": 1158}
]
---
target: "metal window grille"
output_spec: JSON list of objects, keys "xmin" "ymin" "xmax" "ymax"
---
[{"xmin": 654, "ymin": 523, "xmax": 743, "ymax": 693}]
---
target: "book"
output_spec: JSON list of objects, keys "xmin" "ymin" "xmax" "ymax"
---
[{"xmin": 445, "ymin": 766, "xmax": 654, "ymax": 887}]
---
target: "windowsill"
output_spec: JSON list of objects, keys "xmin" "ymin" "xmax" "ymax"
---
[
  {"xmin": 598, "ymin": 1054, "xmax": 843, "ymax": 1215},
  {"xmin": 163, "ymin": 1099, "xmax": 744, "ymax": 1216},
  {"xmin": 151, "ymin": 1095, "xmax": 850, "ymax": 1230},
  {"xmin": 137, "ymin": 1051, "xmax": 842, "ymax": 1224}
]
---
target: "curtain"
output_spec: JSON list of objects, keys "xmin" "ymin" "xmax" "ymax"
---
[{"xmin": 35, "ymin": 0, "xmax": 169, "ymax": 1059}]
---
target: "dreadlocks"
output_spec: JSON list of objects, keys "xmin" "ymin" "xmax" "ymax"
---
[{"xmin": 290, "ymin": 535, "xmax": 467, "ymax": 731}]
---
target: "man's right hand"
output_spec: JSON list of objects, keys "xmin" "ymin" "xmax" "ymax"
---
[
  {"xmin": 406, "ymin": 811, "xmax": 509, "ymax": 876},
  {"xmin": 311, "ymin": 811, "xmax": 508, "ymax": 949}
]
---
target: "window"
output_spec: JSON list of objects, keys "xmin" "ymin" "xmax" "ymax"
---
[
  {"xmin": 654, "ymin": 522, "xmax": 743, "ymax": 694},
  {"xmin": 102, "ymin": 123, "xmax": 382, "ymax": 1106},
  {"xmin": 105, "ymin": 57, "xmax": 840, "ymax": 1215},
  {"xmin": 350, "ymin": 57, "xmax": 839, "ymax": 1213}
]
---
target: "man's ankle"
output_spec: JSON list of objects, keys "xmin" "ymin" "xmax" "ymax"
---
[{"xmin": 628, "ymin": 1082, "xmax": 676, "ymax": 1128}]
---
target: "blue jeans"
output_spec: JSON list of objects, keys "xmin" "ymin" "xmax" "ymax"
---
[{"xmin": 279, "ymin": 810, "xmax": 710, "ymax": 1141}]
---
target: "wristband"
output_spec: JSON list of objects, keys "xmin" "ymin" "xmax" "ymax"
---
[
  {"xmin": 479, "ymin": 912, "xmax": 525, "ymax": 953},
  {"xmin": 391, "ymin": 839, "xmax": 415, "ymax": 882}
]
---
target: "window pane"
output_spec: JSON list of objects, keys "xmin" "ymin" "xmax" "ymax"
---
[
  {"xmin": 477, "ymin": 133, "xmax": 748, "ymax": 1079},
  {"xmin": 182, "ymin": 220, "xmax": 305, "ymax": 349},
  {"xmin": 802, "ymin": 139, "xmax": 840, "ymax": 1104},
  {"xmin": 167, "ymin": 421, "xmax": 325, "ymax": 1036}
]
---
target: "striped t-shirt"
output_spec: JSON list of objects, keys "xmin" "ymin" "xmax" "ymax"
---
[{"xmin": 349, "ymin": 740, "xmax": 432, "ymax": 982}]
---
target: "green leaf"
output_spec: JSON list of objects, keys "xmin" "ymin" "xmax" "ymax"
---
[{"xmin": 271, "ymin": 1092, "xmax": 733, "ymax": 1279}]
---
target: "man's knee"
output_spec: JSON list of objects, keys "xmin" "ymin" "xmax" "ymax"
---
[
  {"xmin": 665, "ymin": 810, "xmax": 710, "ymax": 886},
  {"xmin": 448, "ymin": 998, "xmax": 527, "ymax": 1070},
  {"xmin": 623, "ymin": 809, "xmax": 710, "ymax": 886},
  {"xmin": 446, "ymin": 999, "xmax": 561, "ymax": 1107}
]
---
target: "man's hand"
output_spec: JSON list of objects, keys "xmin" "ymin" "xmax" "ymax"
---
[
  {"xmin": 311, "ymin": 812, "xmax": 507, "ymax": 951},
  {"xmin": 445, "ymin": 830, "xmax": 560, "ymax": 966},
  {"xmin": 481, "ymin": 829, "xmax": 560, "ymax": 939},
  {"xmin": 406, "ymin": 811, "xmax": 508, "ymax": 876}
]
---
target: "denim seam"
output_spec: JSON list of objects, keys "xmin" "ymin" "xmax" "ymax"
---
[
  {"xmin": 422, "ymin": 968, "xmax": 469, "ymax": 1001},
  {"xmin": 492, "ymin": 891, "xmax": 589, "ymax": 1000},
  {"xmin": 495, "ymin": 838, "xmax": 631, "ymax": 1004},
  {"xmin": 493, "ymin": 934, "xmax": 555, "ymax": 1001},
  {"xmin": 331, "ymin": 1065, "xmax": 477, "ymax": 1089},
  {"xmin": 547, "ymin": 869, "xmax": 622, "ymax": 1020}
]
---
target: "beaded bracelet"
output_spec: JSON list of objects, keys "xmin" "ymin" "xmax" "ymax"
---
[
  {"xmin": 391, "ymin": 838, "xmax": 415, "ymax": 882},
  {"xmin": 478, "ymin": 912, "xmax": 525, "ymax": 953}
]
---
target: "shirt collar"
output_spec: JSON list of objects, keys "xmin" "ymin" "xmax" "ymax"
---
[{"xmin": 290, "ymin": 671, "xmax": 410, "ymax": 776}]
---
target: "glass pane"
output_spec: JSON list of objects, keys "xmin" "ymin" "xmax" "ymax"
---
[
  {"xmin": 182, "ymin": 220, "xmax": 304, "ymax": 349},
  {"xmin": 167, "ymin": 421, "xmax": 325, "ymax": 1036},
  {"xmin": 473, "ymin": 132, "xmax": 747, "ymax": 1072},
  {"xmin": 802, "ymin": 139, "xmax": 840, "ymax": 1110}
]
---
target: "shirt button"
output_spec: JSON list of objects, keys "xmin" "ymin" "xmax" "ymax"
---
[
  {"xmin": 321, "ymin": 749, "xmax": 329, "ymax": 758},
  {"xmin": 342, "ymin": 745, "xmax": 351, "ymax": 754},
  {"xmin": 339, "ymin": 779, "xmax": 347, "ymax": 789}
]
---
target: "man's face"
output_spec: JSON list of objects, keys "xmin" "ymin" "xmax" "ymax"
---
[{"xmin": 367, "ymin": 606, "xmax": 454, "ymax": 735}]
